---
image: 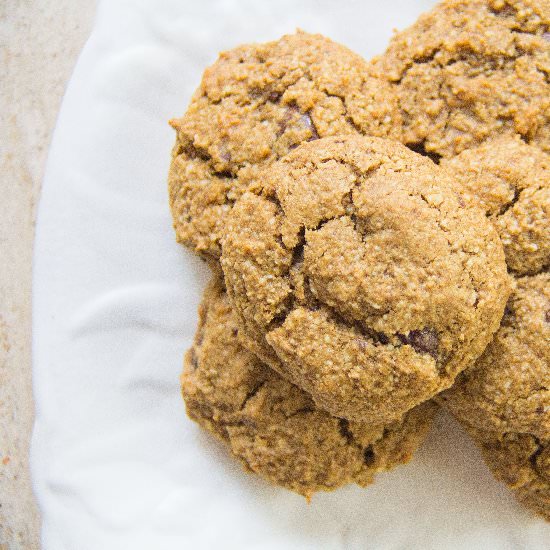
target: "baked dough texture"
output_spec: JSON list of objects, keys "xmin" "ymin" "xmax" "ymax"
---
[
  {"xmin": 371, "ymin": 0, "xmax": 550, "ymax": 159},
  {"xmin": 441, "ymin": 136, "xmax": 550, "ymax": 275},
  {"xmin": 169, "ymin": 6, "xmax": 548, "ymax": 514},
  {"xmin": 221, "ymin": 135, "xmax": 510, "ymax": 424},
  {"xmin": 441, "ymin": 274, "xmax": 549, "ymax": 519},
  {"xmin": 468, "ymin": 428, "xmax": 550, "ymax": 521},
  {"xmin": 438, "ymin": 130, "xmax": 549, "ymax": 520},
  {"xmin": 181, "ymin": 279, "xmax": 436, "ymax": 498},
  {"xmin": 441, "ymin": 274, "xmax": 549, "ymax": 438},
  {"xmin": 168, "ymin": 31, "xmax": 401, "ymax": 262}
]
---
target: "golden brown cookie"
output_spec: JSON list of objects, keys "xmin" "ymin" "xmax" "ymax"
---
[
  {"xmin": 466, "ymin": 428, "xmax": 549, "ymax": 521},
  {"xmin": 440, "ymin": 274, "xmax": 549, "ymax": 519},
  {"xmin": 371, "ymin": 0, "xmax": 550, "ymax": 159},
  {"xmin": 221, "ymin": 135, "xmax": 510, "ymax": 424},
  {"xmin": 441, "ymin": 136, "xmax": 550, "ymax": 275},
  {"xmin": 168, "ymin": 31, "xmax": 401, "ymax": 262},
  {"xmin": 181, "ymin": 279, "xmax": 436, "ymax": 498},
  {"xmin": 440, "ymin": 273, "xmax": 549, "ymax": 439}
]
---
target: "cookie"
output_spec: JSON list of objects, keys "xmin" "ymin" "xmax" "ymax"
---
[
  {"xmin": 440, "ymin": 273, "xmax": 549, "ymax": 439},
  {"xmin": 220, "ymin": 135, "xmax": 510, "ymax": 424},
  {"xmin": 440, "ymin": 274, "xmax": 549, "ymax": 519},
  {"xmin": 441, "ymin": 136, "xmax": 550, "ymax": 275},
  {"xmin": 181, "ymin": 279, "xmax": 436, "ymax": 498},
  {"xmin": 467, "ymin": 428, "xmax": 549, "ymax": 521},
  {"xmin": 371, "ymin": 0, "xmax": 550, "ymax": 159},
  {"xmin": 168, "ymin": 31, "xmax": 401, "ymax": 262}
]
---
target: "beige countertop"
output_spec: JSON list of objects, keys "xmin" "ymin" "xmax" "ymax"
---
[{"xmin": 1, "ymin": 2, "xmax": 96, "ymax": 548}]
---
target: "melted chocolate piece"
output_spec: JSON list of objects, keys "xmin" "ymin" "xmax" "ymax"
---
[{"xmin": 398, "ymin": 328, "xmax": 439, "ymax": 359}]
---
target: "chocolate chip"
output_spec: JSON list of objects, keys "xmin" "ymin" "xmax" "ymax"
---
[
  {"xmin": 231, "ymin": 328, "xmax": 238, "ymax": 337},
  {"xmin": 299, "ymin": 112, "xmax": 320, "ymax": 141},
  {"xmin": 545, "ymin": 309, "xmax": 550, "ymax": 323},
  {"xmin": 277, "ymin": 106, "xmax": 319, "ymax": 141},
  {"xmin": 182, "ymin": 142, "xmax": 210, "ymax": 162},
  {"xmin": 536, "ymin": 405, "xmax": 544, "ymax": 414},
  {"xmin": 267, "ymin": 91, "xmax": 282, "ymax": 102},
  {"xmin": 356, "ymin": 330, "xmax": 389, "ymax": 350},
  {"xmin": 398, "ymin": 328, "xmax": 439, "ymax": 358},
  {"xmin": 363, "ymin": 445, "xmax": 376, "ymax": 466},
  {"xmin": 277, "ymin": 105, "xmax": 299, "ymax": 137},
  {"xmin": 338, "ymin": 419, "xmax": 354, "ymax": 443},
  {"xmin": 212, "ymin": 170, "xmax": 233, "ymax": 179},
  {"xmin": 190, "ymin": 348, "xmax": 199, "ymax": 369}
]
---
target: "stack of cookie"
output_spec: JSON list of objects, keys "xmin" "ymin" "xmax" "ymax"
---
[{"xmin": 167, "ymin": 0, "xmax": 549, "ymax": 519}]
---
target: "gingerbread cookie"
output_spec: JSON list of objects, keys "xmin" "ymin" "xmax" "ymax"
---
[
  {"xmin": 182, "ymin": 279, "xmax": 436, "ymax": 498},
  {"xmin": 221, "ymin": 135, "xmax": 510, "ymax": 424},
  {"xmin": 371, "ymin": 0, "xmax": 550, "ymax": 158},
  {"xmin": 168, "ymin": 31, "xmax": 401, "ymax": 262}
]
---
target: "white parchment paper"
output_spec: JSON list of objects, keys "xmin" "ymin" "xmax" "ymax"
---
[{"xmin": 32, "ymin": 1, "xmax": 550, "ymax": 548}]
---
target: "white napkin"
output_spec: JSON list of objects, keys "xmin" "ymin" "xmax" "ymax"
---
[{"xmin": 32, "ymin": 0, "xmax": 550, "ymax": 548}]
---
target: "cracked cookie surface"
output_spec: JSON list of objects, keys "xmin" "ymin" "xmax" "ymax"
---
[
  {"xmin": 437, "ymin": 135, "xmax": 549, "ymax": 517},
  {"xmin": 220, "ymin": 135, "xmax": 510, "ymax": 424},
  {"xmin": 442, "ymin": 136, "xmax": 550, "ymax": 275},
  {"xmin": 181, "ymin": 279, "xmax": 436, "ymax": 498},
  {"xmin": 440, "ymin": 273, "xmax": 549, "ymax": 519},
  {"xmin": 168, "ymin": 31, "xmax": 401, "ymax": 262},
  {"xmin": 371, "ymin": 0, "xmax": 550, "ymax": 158},
  {"xmin": 440, "ymin": 274, "xmax": 549, "ymax": 439}
]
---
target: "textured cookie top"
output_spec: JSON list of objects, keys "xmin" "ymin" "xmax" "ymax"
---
[
  {"xmin": 371, "ymin": 0, "xmax": 550, "ymax": 158},
  {"xmin": 468, "ymin": 428, "xmax": 549, "ymax": 521},
  {"xmin": 181, "ymin": 280, "xmax": 436, "ymax": 498},
  {"xmin": 440, "ymin": 273, "xmax": 550, "ymax": 439},
  {"xmin": 441, "ymin": 136, "xmax": 550, "ymax": 276},
  {"xmin": 221, "ymin": 135, "xmax": 510, "ymax": 424},
  {"xmin": 168, "ymin": 31, "xmax": 401, "ymax": 261}
]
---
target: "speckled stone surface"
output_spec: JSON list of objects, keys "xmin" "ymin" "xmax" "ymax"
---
[{"xmin": 0, "ymin": 2, "xmax": 95, "ymax": 548}]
